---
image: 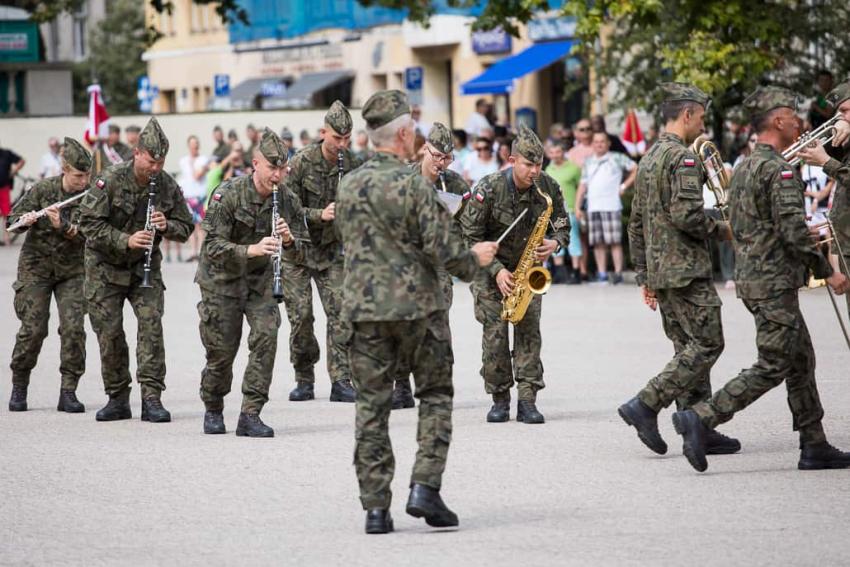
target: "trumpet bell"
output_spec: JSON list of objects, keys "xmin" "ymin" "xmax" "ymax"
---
[{"xmin": 527, "ymin": 266, "xmax": 552, "ymax": 294}]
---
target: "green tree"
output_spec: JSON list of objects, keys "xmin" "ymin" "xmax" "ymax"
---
[{"xmin": 13, "ymin": 0, "xmax": 248, "ymax": 25}]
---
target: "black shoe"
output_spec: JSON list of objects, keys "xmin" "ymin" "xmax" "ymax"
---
[
  {"xmin": 672, "ymin": 410, "xmax": 709, "ymax": 472},
  {"xmin": 567, "ymin": 271, "xmax": 582, "ymax": 285},
  {"xmin": 612, "ymin": 272, "xmax": 624, "ymax": 285},
  {"xmin": 203, "ymin": 410, "xmax": 226, "ymax": 434},
  {"xmin": 486, "ymin": 399, "xmax": 510, "ymax": 423},
  {"xmin": 799, "ymin": 441, "xmax": 850, "ymax": 470},
  {"xmin": 406, "ymin": 483, "xmax": 459, "ymax": 528},
  {"xmin": 517, "ymin": 400, "xmax": 545, "ymax": 424},
  {"xmin": 705, "ymin": 429, "xmax": 741, "ymax": 455},
  {"xmin": 235, "ymin": 412, "xmax": 274, "ymax": 437},
  {"xmin": 57, "ymin": 389, "xmax": 85, "ymax": 413},
  {"xmin": 8, "ymin": 385, "xmax": 27, "ymax": 412},
  {"xmin": 141, "ymin": 397, "xmax": 171, "ymax": 423},
  {"xmin": 365, "ymin": 509, "xmax": 394, "ymax": 534},
  {"xmin": 618, "ymin": 397, "xmax": 667, "ymax": 455},
  {"xmin": 552, "ymin": 265, "xmax": 568, "ymax": 284},
  {"xmin": 289, "ymin": 381, "xmax": 315, "ymax": 402},
  {"xmin": 330, "ymin": 379, "xmax": 357, "ymax": 403},
  {"xmin": 96, "ymin": 395, "xmax": 132, "ymax": 421},
  {"xmin": 392, "ymin": 380, "xmax": 415, "ymax": 410}
]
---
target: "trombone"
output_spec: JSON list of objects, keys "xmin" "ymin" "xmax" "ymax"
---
[
  {"xmin": 783, "ymin": 114, "xmax": 842, "ymax": 167},
  {"xmin": 806, "ymin": 214, "xmax": 850, "ymax": 350},
  {"xmin": 691, "ymin": 137, "xmax": 729, "ymax": 220}
]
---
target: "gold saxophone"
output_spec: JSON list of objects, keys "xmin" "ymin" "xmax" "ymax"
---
[{"xmin": 501, "ymin": 181, "xmax": 553, "ymax": 323}]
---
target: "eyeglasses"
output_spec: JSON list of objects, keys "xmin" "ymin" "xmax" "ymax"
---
[
  {"xmin": 426, "ymin": 146, "xmax": 453, "ymax": 164},
  {"xmin": 576, "ymin": 127, "xmax": 591, "ymax": 132}
]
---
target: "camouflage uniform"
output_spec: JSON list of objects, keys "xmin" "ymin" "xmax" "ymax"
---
[
  {"xmin": 196, "ymin": 130, "xmax": 302, "ymax": 413},
  {"xmin": 337, "ymin": 91, "xmax": 480, "ymax": 510},
  {"xmin": 690, "ymin": 87, "xmax": 834, "ymax": 446},
  {"xmin": 79, "ymin": 118, "xmax": 194, "ymax": 400},
  {"xmin": 281, "ymin": 101, "xmax": 363, "ymax": 385},
  {"xmin": 629, "ymin": 83, "xmax": 727, "ymax": 412},
  {"xmin": 822, "ymin": 82, "xmax": 850, "ymax": 317},
  {"xmin": 459, "ymin": 126, "xmax": 570, "ymax": 403},
  {"xmin": 8, "ymin": 138, "xmax": 91, "ymax": 391}
]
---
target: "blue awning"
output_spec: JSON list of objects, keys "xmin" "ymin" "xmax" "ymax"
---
[{"xmin": 461, "ymin": 40, "xmax": 575, "ymax": 95}]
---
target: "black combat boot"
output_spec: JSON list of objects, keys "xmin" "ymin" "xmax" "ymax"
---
[
  {"xmin": 203, "ymin": 410, "xmax": 226, "ymax": 434},
  {"xmin": 330, "ymin": 379, "xmax": 357, "ymax": 403},
  {"xmin": 235, "ymin": 412, "xmax": 274, "ymax": 438},
  {"xmin": 798, "ymin": 441, "xmax": 850, "ymax": 470},
  {"xmin": 486, "ymin": 393, "xmax": 510, "ymax": 423},
  {"xmin": 57, "ymin": 389, "xmax": 85, "ymax": 413},
  {"xmin": 141, "ymin": 397, "xmax": 172, "ymax": 423},
  {"xmin": 96, "ymin": 392, "xmax": 132, "ymax": 421},
  {"xmin": 672, "ymin": 409, "xmax": 709, "ymax": 472},
  {"xmin": 406, "ymin": 483, "xmax": 459, "ymax": 528},
  {"xmin": 618, "ymin": 397, "xmax": 667, "ymax": 455},
  {"xmin": 365, "ymin": 509, "xmax": 394, "ymax": 534},
  {"xmin": 289, "ymin": 381, "xmax": 315, "ymax": 402},
  {"xmin": 8, "ymin": 385, "xmax": 27, "ymax": 412},
  {"xmin": 705, "ymin": 429, "xmax": 742, "ymax": 455},
  {"xmin": 391, "ymin": 379, "xmax": 415, "ymax": 410},
  {"xmin": 552, "ymin": 264, "xmax": 568, "ymax": 284},
  {"xmin": 517, "ymin": 400, "xmax": 545, "ymax": 424}
]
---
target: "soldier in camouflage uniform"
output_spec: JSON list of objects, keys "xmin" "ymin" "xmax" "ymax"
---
[
  {"xmin": 196, "ymin": 129, "xmax": 301, "ymax": 437},
  {"xmin": 7, "ymin": 138, "xmax": 91, "ymax": 413},
  {"xmin": 336, "ymin": 90, "xmax": 497, "ymax": 534},
  {"xmin": 79, "ymin": 117, "xmax": 194, "ymax": 423},
  {"xmin": 459, "ymin": 125, "xmax": 570, "ymax": 425},
  {"xmin": 392, "ymin": 121, "xmax": 473, "ymax": 410},
  {"xmin": 672, "ymin": 86, "xmax": 850, "ymax": 473},
  {"xmin": 283, "ymin": 100, "xmax": 363, "ymax": 404},
  {"xmin": 618, "ymin": 83, "xmax": 741, "ymax": 457}
]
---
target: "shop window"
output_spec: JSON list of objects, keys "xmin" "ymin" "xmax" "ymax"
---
[{"xmin": 73, "ymin": 7, "xmax": 87, "ymax": 60}]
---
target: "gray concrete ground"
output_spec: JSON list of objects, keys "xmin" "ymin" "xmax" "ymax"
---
[{"xmin": 2, "ymin": 244, "xmax": 850, "ymax": 566}]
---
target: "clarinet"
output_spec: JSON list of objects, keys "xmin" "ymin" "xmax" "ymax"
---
[
  {"xmin": 140, "ymin": 176, "xmax": 157, "ymax": 288},
  {"xmin": 438, "ymin": 170, "xmax": 448, "ymax": 193},
  {"xmin": 337, "ymin": 150, "xmax": 344, "ymax": 184},
  {"xmin": 271, "ymin": 183, "xmax": 284, "ymax": 302}
]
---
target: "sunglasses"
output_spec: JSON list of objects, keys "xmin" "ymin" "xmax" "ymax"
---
[
  {"xmin": 576, "ymin": 127, "xmax": 591, "ymax": 132},
  {"xmin": 476, "ymin": 146, "xmax": 491, "ymax": 152}
]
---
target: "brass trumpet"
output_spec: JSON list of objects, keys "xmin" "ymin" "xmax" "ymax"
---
[{"xmin": 783, "ymin": 114, "xmax": 842, "ymax": 167}]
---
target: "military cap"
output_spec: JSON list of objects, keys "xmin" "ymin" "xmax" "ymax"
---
[
  {"xmin": 826, "ymin": 80, "xmax": 850, "ymax": 109},
  {"xmin": 743, "ymin": 86, "xmax": 801, "ymax": 118},
  {"xmin": 137, "ymin": 116, "xmax": 169, "ymax": 160},
  {"xmin": 62, "ymin": 137, "xmax": 92, "ymax": 172},
  {"xmin": 258, "ymin": 127, "xmax": 287, "ymax": 167},
  {"xmin": 362, "ymin": 89, "xmax": 410, "ymax": 129},
  {"xmin": 513, "ymin": 124, "xmax": 545, "ymax": 164},
  {"xmin": 325, "ymin": 100, "xmax": 353, "ymax": 135},
  {"xmin": 427, "ymin": 122, "xmax": 453, "ymax": 155},
  {"xmin": 660, "ymin": 82, "xmax": 711, "ymax": 108}
]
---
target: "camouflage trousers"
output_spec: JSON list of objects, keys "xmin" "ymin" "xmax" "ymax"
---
[
  {"xmin": 471, "ymin": 279, "xmax": 544, "ymax": 402},
  {"xmin": 10, "ymin": 275, "xmax": 86, "ymax": 390},
  {"xmin": 637, "ymin": 279, "xmax": 723, "ymax": 412},
  {"xmin": 85, "ymin": 279, "xmax": 166, "ymax": 399},
  {"xmin": 198, "ymin": 289, "xmax": 280, "ymax": 414},
  {"xmin": 281, "ymin": 259, "xmax": 350, "ymax": 383},
  {"xmin": 351, "ymin": 311, "xmax": 454, "ymax": 510},
  {"xmin": 692, "ymin": 291, "xmax": 826, "ymax": 445}
]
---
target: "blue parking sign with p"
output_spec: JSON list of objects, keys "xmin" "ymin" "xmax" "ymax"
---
[
  {"xmin": 405, "ymin": 67, "xmax": 423, "ymax": 91},
  {"xmin": 214, "ymin": 74, "xmax": 230, "ymax": 97}
]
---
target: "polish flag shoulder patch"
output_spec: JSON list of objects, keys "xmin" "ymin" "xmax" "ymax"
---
[
  {"xmin": 462, "ymin": 191, "xmax": 472, "ymax": 201},
  {"xmin": 682, "ymin": 158, "xmax": 696, "ymax": 167},
  {"xmin": 475, "ymin": 192, "xmax": 485, "ymax": 203},
  {"xmin": 95, "ymin": 179, "xmax": 105, "ymax": 189},
  {"xmin": 780, "ymin": 170, "xmax": 794, "ymax": 179}
]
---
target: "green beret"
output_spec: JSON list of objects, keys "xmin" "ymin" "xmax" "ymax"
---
[
  {"xmin": 138, "ymin": 117, "xmax": 169, "ymax": 160},
  {"xmin": 427, "ymin": 122, "xmax": 453, "ymax": 155},
  {"xmin": 660, "ymin": 82, "xmax": 711, "ymax": 108},
  {"xmin": 325, "ymin": 100, "xmax": 353, "ymax": 136},
  {"xmin": 258, "ymin": 127, "xmax": 287, "ymax": 167},
  {"xmin": 62, "ymin": 137, "xmax": 92, "ymax": 172},
  {"xmin": 743, "ymin": 86, "xmax": 801, "ymax": 119},
  {"xmin": 362, "ymin": 89, "xmax": 410, "ymax": 129},
  {"xmin": 826, "ymin": 80, "xmax": 850, "ymax": 109},
  {"xmin": 513, "ymin": 125, "xmax": 545, "ymax": 164}
]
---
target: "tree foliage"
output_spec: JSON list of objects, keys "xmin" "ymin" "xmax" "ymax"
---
[{"xmin": 11, "ymin": 0, "xmax": 248, "ymax": 25}]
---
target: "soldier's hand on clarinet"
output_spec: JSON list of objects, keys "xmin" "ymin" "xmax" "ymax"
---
[
  {"xmin": 833, "ymin": 119, "xmax": 850, "ymax": 147},
  {"xmin": 827, "ymin": 271, "xmax": 850, "ymax": 295},
  {"xmin": 641, "ymin": 285, "xmax": 658, "ymax": 311},
  {"xmin": 796, "ymin": 141, "xmax": 830, "ymax": 167},
  {"xmin": 18, "ymin": 211, "xmax": 40, "ymax": 227},
  {"xmin": 472, "ymin": 241, "xmax": 498, "ymax": 268},
  {"xmin": 247, "ymin": 237, "xmax": 280, "ymax": 258},
  {"xmin": 495, "ymin": 268, "xmax": 515, "ymax": 297},
  {"xmin": 321, "ymin": 202, "xmax": 335, "ymax": 221},
  {"xmin": 150, "ymin": 211, "xmax": 167, "ymax": 232},
  {"xmin": 276, "ymin": 218, "xmax": 294, "ymax": 246},
  {"xmin": 128, "ymin": 230, "xmax": 154, "ymax": 249},
  {"xmin": 45, "ymin": 205, "xmax": 62, "ymax": 229}
]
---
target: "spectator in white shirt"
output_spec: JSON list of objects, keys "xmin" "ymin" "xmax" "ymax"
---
[
  {"xmin": 39, "ymin": 137, "xmax": 62, "ymax": 179},
  {"xmin": 575, "ymin": 132, "xmax": 637, "ymax": 284},
  {"xmin": 178, "ymin": 135, "xmax": 211, "ymax": 261},
  {"xmin": 463, "ymin": 137, "xmax": 499, "ymax": 188},
  {"xmin": 465, "ymin": 99, "xmax": 492, "ymax": 139}
]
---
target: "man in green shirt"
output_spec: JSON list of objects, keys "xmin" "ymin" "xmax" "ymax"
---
[{"xmin": 545, "ymin": 141, "xmax": 583, "ymax": 284}]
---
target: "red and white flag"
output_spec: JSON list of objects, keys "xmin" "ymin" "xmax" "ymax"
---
[
  {"xmin": 622, "ymin": 109, "xmax": 646, "ymax": 156},
  {"xmin": 84, "ymin": 84, "xmax": 110, "ymax": 146}
]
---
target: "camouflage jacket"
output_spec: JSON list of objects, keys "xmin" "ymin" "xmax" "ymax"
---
[
  {"xmin": 824, "ymin": 144, "xmax": 850, "ymax": 258},
  {"xmin": 196, "ymin": 174, "xmax": 302, "ymax": 299},
  {"xmin": 459, "ymin": 168, "xmax": 569, "ymax": 279},
  {"xmin": 9, "ymin": 175, "xmax": 86, "ymax": 282},
  {"xmin": 629, "ymin": 133, "xmax": 723, "ymax": 290},
  {"xmin": 729, "ymin": 143, "xmax": 832, "ymax": 298},
  {"xmin": 284, "ymin": 142, "xmax": 364, "ymax": 270},
  {"xmin": 79, "ymin": 161, "xmax": 193, "ymax": 286},
  {"xmin": 336, "ymin": 151, "xmax": 480, "ymax": 322}
]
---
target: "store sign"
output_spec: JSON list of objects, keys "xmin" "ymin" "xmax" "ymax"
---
[
  {"xmin": 0, "ymin": 33, "xmax": 27, "ymax": 51},
  {"xmin": 0, "ymin": 21, "xmax": 38, "ymax": 63},
  {"xmin": 528, "ymin": 17, "xmax": 576, "ymax": 42},
  {"xmin": 471, "ymin": 29, "xmax": 512, "ymax": 54},
  {"xmin": 261, "ymin": 81, "xmax": 287, "ymax": 97}
]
